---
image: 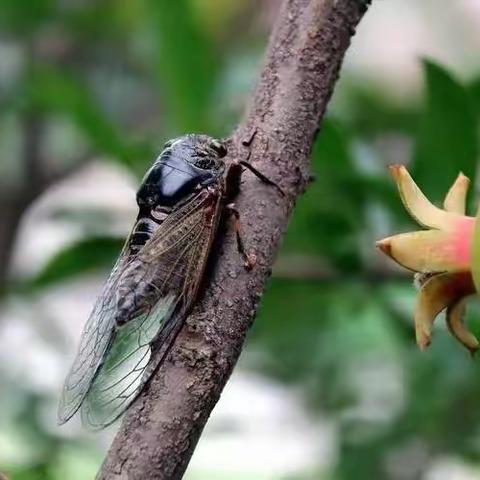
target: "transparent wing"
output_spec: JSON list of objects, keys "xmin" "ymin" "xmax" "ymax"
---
[
  {"xmin": 58, "ymin": 189, "xmax": 220, "ymax": 429},
  {"xmin": 57, "ymin": 256, "xmax": 128, "ymax": 424},
  {"xmin": 80, "ymin": 292, "xmax": 176, "ymax": 429}
]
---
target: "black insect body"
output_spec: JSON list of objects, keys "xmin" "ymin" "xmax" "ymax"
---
[{"xmin": 58, "ymin": 134, "xmax": 277, "ymax": 429}]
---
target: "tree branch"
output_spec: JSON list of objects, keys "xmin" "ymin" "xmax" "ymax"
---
[{"xmin": 99, "ymin": 1, "xmax": 372, "ymax": 478}]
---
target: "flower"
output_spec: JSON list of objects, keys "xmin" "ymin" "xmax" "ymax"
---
[{"xmin": 376, "ymin": 165, "xmax": 480, "ymax": 354}]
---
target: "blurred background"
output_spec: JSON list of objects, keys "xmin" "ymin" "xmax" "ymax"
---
[{"xmin": 1, "ymin": 0, "xmax": 480, "ymax": 479}]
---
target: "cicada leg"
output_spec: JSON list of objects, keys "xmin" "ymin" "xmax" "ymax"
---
[
  {"xmin": 238, "ymin": 160, "xmax": 285, "ymax": 197},
  {"xmin": 225, "ymin": 204, "xmax": 257, "ymax": 270}
]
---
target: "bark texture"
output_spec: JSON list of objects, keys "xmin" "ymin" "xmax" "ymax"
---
[{"xmin": 99, "ymin": 0, "xmax": 371, "ymax": 478}]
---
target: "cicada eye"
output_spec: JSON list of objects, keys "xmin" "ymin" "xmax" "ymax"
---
[
  {"xmin": 195, "ymin": 158, "xmax": 216, "ymax": 170},
  {"xmin": 210, "ymin": 140, "xmax": 227, "ymax": 158}
]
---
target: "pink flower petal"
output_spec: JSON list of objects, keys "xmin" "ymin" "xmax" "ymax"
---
[{"xmin": 376, "ymin": 222, "xmax": 474, "ymax": 273}]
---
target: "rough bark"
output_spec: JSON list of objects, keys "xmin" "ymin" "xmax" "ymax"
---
[{"xmin": 99, "ymin": 0, "xmax": 371, "ymax": 478}]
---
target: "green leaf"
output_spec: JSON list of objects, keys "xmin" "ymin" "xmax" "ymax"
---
[
  {"xmin": 467, "ymin": 76, "xmax": 480, "ymax": 117},
  {"xmin": 334, "ymin": 83, "xmax": 419, "ymax": 138},
  {"xmin": 282, "ymin": 119, "xmax": 364, "ymax": 271},
  {"xmin": 29, "ymin": 236, "xmax": 124, "ymax": 289},
  {"xmin": 24, "ymin": 66, "xmax": 152, "ymax": 171},
  {"xmin": 148, "ymin": 0, "xmax": 218, "ymax": 133},
  {"xmin": 0, "ymin": 0, "xmax": 55, "ymax": 33},
  {"xmin": 413, "ymin": 60, "xmax": 477, "ymax": 202}
]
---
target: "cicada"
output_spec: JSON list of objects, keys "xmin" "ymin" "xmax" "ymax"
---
[{"xmin": 58, "ymin": 134, "xmax": 280, "ymax": 429}]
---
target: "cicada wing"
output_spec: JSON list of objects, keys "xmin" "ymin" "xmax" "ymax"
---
[
  {"xmin": 74, "ymin": 190, "xmax": 221, "ymax": 429},
  {"xmin": 80, "ymin": 292, "xmax": 177, "ymax": 429},
  {"xmin": 57, "ymin": 255, "xmax": 128, "ymax": 424}
]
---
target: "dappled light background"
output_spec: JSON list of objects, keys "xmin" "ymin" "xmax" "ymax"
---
[{"xmin": 1, "ymin": 1, "xmax": 480, "ymax": 479}]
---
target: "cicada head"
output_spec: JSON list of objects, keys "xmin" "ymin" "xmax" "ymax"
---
[
  {"xmin": 166, "ymin": 134, "xmax": 227, "ymax": 167},
  {"xmin": 137, "ymin": 134, "xmax": 227, "ymax": 209}
]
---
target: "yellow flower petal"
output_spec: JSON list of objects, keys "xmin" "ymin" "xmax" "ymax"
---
[
  {"xmin": 446, "ymin": 298, "xmax": 479, "ymax": 356},
  {"xmin": 415, "ymin": 272, "xmax": 475, "ymax": 350},
  {"xmin": 376, "ymin": 228, "xmax": 472, "ymax": 273},
  {"xmin": 443, "ymin": 172, "xmax": 470, "ymax": 215},
  {"xmin": 389, "ymin": 165, "xmax": 466, "ymax": 229}
]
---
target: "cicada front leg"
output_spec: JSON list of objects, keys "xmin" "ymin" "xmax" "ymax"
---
[
  {"xmin": 225, "ymin": 203, "xmax": 257, "ymax": 270},
  {"xmin": 223, "ymin": 152, "xmax": 284, "ymax": 270},
  {"xmin": 238, "ymin": 160, "xmax": 285, "ymax": 197}
]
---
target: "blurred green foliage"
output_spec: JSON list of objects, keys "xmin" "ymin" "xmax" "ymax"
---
[
  {"xmin": 413, "ymin": 60, "xmax": 477, "ymax": 202},
  {"xmin": 2, "ymin": 1, "xmax": 480, "ymax": 480},
  {"xmin": 29, "ymin": 237, "xmax": 124, "ymax": 290}
]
